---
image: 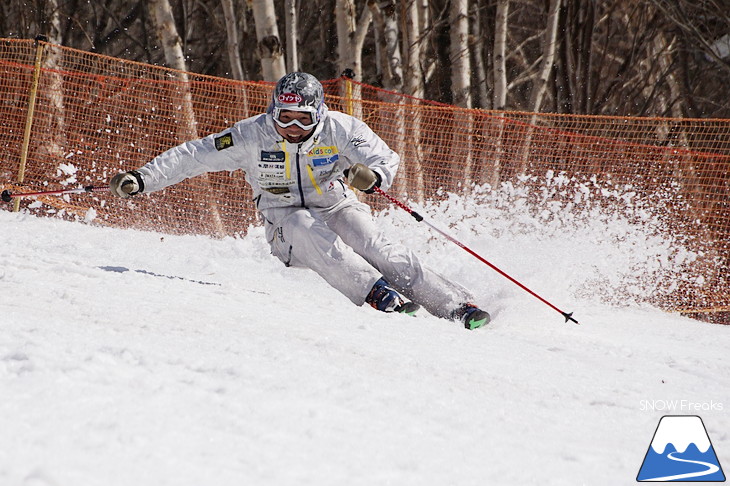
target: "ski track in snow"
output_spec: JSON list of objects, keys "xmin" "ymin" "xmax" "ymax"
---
[{"xmin": 0, "ymin": 204, "xmax": 728, "ymax": 486}]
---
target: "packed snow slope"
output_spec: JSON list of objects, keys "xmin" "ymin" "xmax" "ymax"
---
[{"xmin": 1, "ymin": 183, "xmax": 728, "ymax": 486}]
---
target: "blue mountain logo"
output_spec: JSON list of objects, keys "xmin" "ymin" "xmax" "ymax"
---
[{"xmin": 637, "ymin": 415, "xmax": 726, "ymax": 482}]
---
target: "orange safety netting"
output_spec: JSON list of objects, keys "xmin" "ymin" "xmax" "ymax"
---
[{"xmin": 1, "ymin": 38, "xmax": 729, "ymax": 322}]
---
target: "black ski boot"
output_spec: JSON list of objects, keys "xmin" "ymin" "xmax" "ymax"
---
[
  {"xmin": 366, "ymin": 278, "xmax": 419, "ymax": 316},
  {"xmin": 452, "ymin": 303, "xmax": 491, "ymax": 330}
]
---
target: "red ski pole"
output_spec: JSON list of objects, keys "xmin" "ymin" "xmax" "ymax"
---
[
  {"xmin": 2, "ymin": 185, "xmax": 110, "ymax": 202},
  {"xmin": 374, "ymin": 186, "xmax": 579, "ymax": 324}
]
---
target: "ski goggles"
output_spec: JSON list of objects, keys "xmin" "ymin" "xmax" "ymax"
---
[{"xmin": 272, "ymin": 107, "xmax": 319, "ymax": 130}]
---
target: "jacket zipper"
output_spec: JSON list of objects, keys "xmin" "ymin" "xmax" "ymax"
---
[{"xmin": 295, "ymin": 151, "xmax": 307, "ymax": 207}]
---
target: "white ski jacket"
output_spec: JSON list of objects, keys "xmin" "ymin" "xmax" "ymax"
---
[
  {"xmin": 136, "ymin": 107, "xmax": 400, "ymax": 217},
  {"xmin": 133, "ymin": 106, "xmax": 476, "ymax": 317}
]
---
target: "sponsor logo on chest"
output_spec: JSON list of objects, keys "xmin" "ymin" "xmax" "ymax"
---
[
  {"xmin": 260, "ymin": 150, "xmax": 286, "ymax": 163},
  {"xmin": 308, "ymin": 146, "xmax": 339, "ymax": 167}
]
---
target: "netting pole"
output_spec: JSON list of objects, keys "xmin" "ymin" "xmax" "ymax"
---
[
  {"xmin": 341, "ymin": 69, "xmax": 354, "ymax": 116},
  {"xmin": 14, "ymin": 35, "xmax": 47, "ymax": 212}
]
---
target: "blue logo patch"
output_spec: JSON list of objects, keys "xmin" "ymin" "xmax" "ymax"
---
[
  {"xmin": 261, "ymin": 151, "xmax": 285, "ymax": 163},
  {"xmin": 637, "ymin": 415, "xmax": 726, "ymax": 482},
  {"xmin": 312, "ymin": 154, "xmax": 338, "ymax": 167}
]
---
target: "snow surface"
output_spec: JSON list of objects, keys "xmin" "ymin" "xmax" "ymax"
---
[{"xmin": 1, "ymin": 183, "xmax": 728, "ymax": 486}]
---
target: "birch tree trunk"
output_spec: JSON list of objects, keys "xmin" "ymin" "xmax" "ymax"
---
[
  {"xmin": 489, "ymin": 0, "xmax": 510, "ymax": 188},
  {"xmin": 221, "ymin": 0, "xmax": 246, "ymax": 80},
  {"xmin": 249, "ymin": 0, "xmax": 286, "ymax": 81},
  {"xmin": 336, "ymin": 0, "xmax": 356, "ymax": 77},
  {"xmin": 493, "ymin": 0, "xmax": 509, "ymax": 110},
  {"xmin": 643, "ymin": 32, "xmax": 684, "ymax": 119},
  {"xmin": 402, "ymin": 0, "xmax": 424, "ymax": 99},
  {"xmin": 335, "ymin": 0, "xmax": 371, "ymax": 80},
  {"xmin": 335, "ymin": 0, "xmax": 370, "ymax": 120},
  {"xmin": 449, "ymin": 0, "xmax": 471, "ymax": 108},
  {"xmin": 647, "ymin": 31, "xmax": 694, "ymax": 187},
  {"xmin": 577, "ymin": 0, "xmax": 594, "ymax": 114},
  {"xmin": 417, "ymin": 0, "xmax": 439, "ymax": 87},
  {"xmin": 560, "ymin": 0, "xmax": 595, "ymax": 114},
  {"xmin": 417, "ymin": 0, "xmax": 430, "ymax": 38},
  {"xmin": 529, "ymin": 0, "xmax": 561, "ymax": 112},
  {"xmin": 149, "ymin": 0, "xmax": 226, "ymax": 236},
  {"xmin": 401, "ymin": 0, "xmax": 425, "ymax": 203},
  {"xmin": 220, "ymin": 0, "xmax": 251, "ymax": 119},
  {"xmin": 149, "ymin": 0, "xmax": 197, "ymax": 139},
  {"xmin": 368, "ymin": 0, "xmax": 406, "ymax": 198},
  {"xmin": 449, "ymin": 0, "xmax": 474, "ymax": 185},
  {"xmin": 520, "ymin": 0, "xmax": 562, "ymax": 174},
  {"xmin": 284, "ymin": 0, "xmax": 298, "ymax": 72},
  {"xmin": 368, "ymin": 0, "xmax": 403, "ymax": 91},
  {"xmin": 471, "ymin": 1, "xmax": 490, "ymax": 109},
  {"xmin": 40, "ymin": 0, "xmax": 66, "ymax": 170}
]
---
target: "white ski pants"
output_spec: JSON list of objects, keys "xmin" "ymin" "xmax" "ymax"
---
[{"xmin": 263, "ymin": 198, "xmax": 474, "ymax": 318}]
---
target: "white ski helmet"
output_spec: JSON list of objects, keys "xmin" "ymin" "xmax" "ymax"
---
[{"xmin": 268, "ymin": 72, "xmax": 326, "ymax": 130}]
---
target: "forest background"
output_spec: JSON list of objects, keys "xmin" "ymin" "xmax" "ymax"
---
[{"xmin": 1, "ymin": 0, "xmax": 729, "ymax": 118}]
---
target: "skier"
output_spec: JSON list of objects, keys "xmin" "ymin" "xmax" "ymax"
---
[{"xmin": 109, "ymin": 72, "xmax": 490, "ymax": 329}]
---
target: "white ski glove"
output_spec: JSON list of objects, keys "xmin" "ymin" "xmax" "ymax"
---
[
  {"xmin": 110, "ymin": 171, "xmax": 144, "ymax": 198},
  {"xmin": 345, "ymin": 163, "xmax": 382, "ymax": 194}
]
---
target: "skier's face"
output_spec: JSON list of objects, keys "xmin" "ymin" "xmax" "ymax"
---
[{"xmin": 273, "ymin": 110, "xmax": 315, "ymax": 143}]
